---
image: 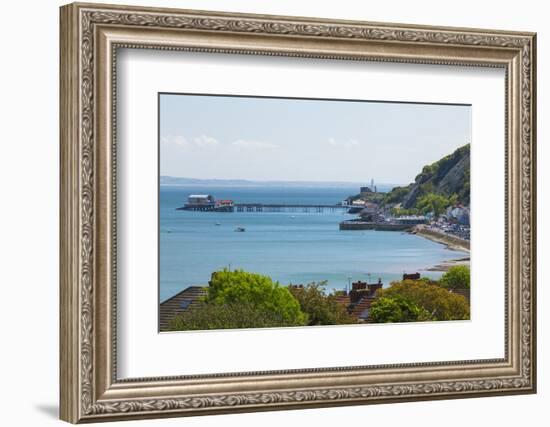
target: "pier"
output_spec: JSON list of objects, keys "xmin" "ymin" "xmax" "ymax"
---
[
  {"xmin": 177, "ymin": 202, "xmax": 351, "ymax": 213},
  {"xmin": 234, "ymin": 203, "xmax": 350, "ymax": 213},
  {"xmin": 176, "ymin": 194, "xmax": 353, "ymax": 213}
]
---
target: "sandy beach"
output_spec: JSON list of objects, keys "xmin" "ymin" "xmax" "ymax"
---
[{"xmin": 425, "ymin": 256, "xmax": 470, "ymax": 272}]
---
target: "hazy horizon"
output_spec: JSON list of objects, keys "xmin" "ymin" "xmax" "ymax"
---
[
  {"xmin": 160, "ymin": 94, "xmax": 471, "ymax": 184},
  {"xmin": 160, "ymin": 175, "xmax": 403, "ymax": 186}
]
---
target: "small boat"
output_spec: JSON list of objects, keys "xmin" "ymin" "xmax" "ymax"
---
[
  {"xmin": 215, "ymin": 222, "xmax": 221, "ymax": 226},
  {"xmin": 234, "ymin": 226, "xmax": 246, "ymax": 232}
]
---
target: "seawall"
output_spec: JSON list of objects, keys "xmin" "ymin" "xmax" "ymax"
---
[{"xmin": 414, "ymin": 225, "xmax": 470, "ymax": 252}]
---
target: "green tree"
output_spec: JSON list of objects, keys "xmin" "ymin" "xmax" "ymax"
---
[
  {"xmin": 169, "ymin": 301, "xmax": 299, "ymax": 331},
  {"xmin": 376, "ymin": 280, "xmax": 470, "ymax": 321},
  {"xmin": 440, "ymin": 265, "xmax": 470, "ymax": 289},
  {"xmin": 448, "ymin": 193, "xmax": 459, "ymax": 206},
  {"xmin": 370, "ymin": 296, "xmax": 433, "ymax": 323},
  {"xmin": 206, "ymin": 269, "xmax": 307, "ymax": 326},
  {"xmin": 416, "ymin": 192, "xmax": 450, "ymax": 217},
  {"xmin": 288, "ymin": 283, "xmax": 355, "ymax": 325},
  {"xmin": 383, "ymin": 185, "xmax": 412, "ymax": 205},
  {"xmin": 391, "ymin": 207, "xmax": 420, "ymax": 216}
]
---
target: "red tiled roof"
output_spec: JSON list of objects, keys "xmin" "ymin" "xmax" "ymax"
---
[
  {"xmin": 350, "ymin": 297, "xmax": 377, "ymax": 320},
  {"xmin": 333, "ymin": 295, "xmax": 350, "ymax": 308}
]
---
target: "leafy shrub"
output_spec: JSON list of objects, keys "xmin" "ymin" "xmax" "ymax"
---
[
  {"xmin": 375, "ymin": 279, "xmax": 470, "ymax": 321},
  {"xmin": 370, "ymin": 296, "xmax": 433, "ymax": 323},
  {"xmin": 168, "ymin": 301, "xmax": 300, "ymax": 331},
  {"xmin": 440, "ymin": 265, "xmax": 470, "ymax": 289},
  {"xmin": 288, "ymin": 283, "xmax": 355, "ymax": 325}
]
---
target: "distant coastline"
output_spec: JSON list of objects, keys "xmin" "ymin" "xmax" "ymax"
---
[{"xmin": 160, "ymin": 176, "xmax": 400, "ymax": 191}]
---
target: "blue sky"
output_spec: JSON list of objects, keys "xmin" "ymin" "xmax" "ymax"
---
[{"xmin": 160, "ymin": 93, "xmax": 471, "ymax": 185}]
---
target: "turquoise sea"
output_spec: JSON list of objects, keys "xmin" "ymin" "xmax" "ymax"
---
[{"xmin": 159, "ymin": 186, "xmax": 468, "ymax": 302}]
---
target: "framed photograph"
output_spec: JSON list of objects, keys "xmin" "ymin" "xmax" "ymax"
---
[{"xmin": 60, "ymin": 2, "xmax": 537, "ymax": 423}]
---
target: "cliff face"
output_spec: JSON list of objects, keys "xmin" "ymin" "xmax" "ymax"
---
[{"xmin": 388, "ymin": 144, "xmax": 470, "ymax": 209}]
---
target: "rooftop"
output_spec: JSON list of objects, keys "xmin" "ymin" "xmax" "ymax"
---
[{"xmin": 159, "ymin": 286, "xmax": 207, "ymax": 332}]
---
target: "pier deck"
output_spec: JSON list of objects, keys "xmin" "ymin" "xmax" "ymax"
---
[
  {"xmin": 177, "ymin": 203, "xmax": 352, "ymax": 213},
  {"xmin": 234, "ymin": 203, "xmax": 350, "ymax": 213}
]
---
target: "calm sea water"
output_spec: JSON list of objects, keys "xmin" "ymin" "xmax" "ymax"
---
[{"xmin": 159, "ymin": 186, "xmax": 467, "ymax": 302}]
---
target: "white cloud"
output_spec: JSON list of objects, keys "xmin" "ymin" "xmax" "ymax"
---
[
  {"xmin": 161, "ymin": 135, "xmax": 187, "ymax": 146},
  {"xmin": 191, "ymin": 135, "xmax": 219, "ymax": 148},
  {"xmin": 161, "ymin": 134, "xmax": 219, "ymax": 149},
  {"xmin": 328, "ymin": 137, "xmax": 360, "ymax": 148},
  {"xmin": 231, "ymin": 140, "xmax": 278, "ymax": 150}
]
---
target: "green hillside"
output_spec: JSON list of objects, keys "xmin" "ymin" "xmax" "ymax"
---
[{"xmin": 383, "ymin": 144, "xmax": 470, "ymax": 210}]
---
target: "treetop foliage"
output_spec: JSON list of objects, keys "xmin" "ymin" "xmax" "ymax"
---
[
  {"xmin": 440, "ymin": 265, "xmax": 470, "ymax": 289},
  {"xmin": 207, "ymin": 269, "xmax": 307, "ymax": 326},
  {"xmin": 374, "ymin": 279, "xmax": 470, "ymax": 322}
]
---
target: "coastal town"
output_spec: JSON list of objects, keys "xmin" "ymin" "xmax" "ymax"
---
[
  {"xmin": 175, "ymin": 181, "xmax": 470, "ymax": 249},
  {"xmin": 161, "ymin": 144, "xmax": 471, "ymax": 332},
  {"xmin": 337, "ymin": 184, "xmax": 470, "ymax": 249},
  {"xmin": 162, "ymin": 181, "xmax": 471, "ymax": 332}
]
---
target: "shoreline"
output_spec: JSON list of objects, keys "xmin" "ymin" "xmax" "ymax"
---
[
  {"xmin": 412, "ymin": 225, "xmax": 470, "ymax": 272},
  {"xmin": 412, "ymin": 224, "xmax": 470, "ymax": 252},
  {"xmin": 424, "ymin": 256, "xmax": 470, "ymax": 272}
]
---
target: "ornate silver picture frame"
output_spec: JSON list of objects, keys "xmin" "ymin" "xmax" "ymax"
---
[{"xmin": 60, "ymin": 2, "xmax": 536, "ymax": 423}]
